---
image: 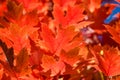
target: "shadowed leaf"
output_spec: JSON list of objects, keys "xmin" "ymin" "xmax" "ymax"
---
[
  {"xmin": 15, "ymin": 48, "xmax": 29, "ymax": 73},
  {"xmin": 0, "ymin": 39, "xmax": 14, "ymax": 67}
]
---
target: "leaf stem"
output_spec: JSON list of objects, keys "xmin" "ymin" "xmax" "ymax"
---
[{"xmin": 99, "ymin": 72, "xmax": 105, "ymax": 80}]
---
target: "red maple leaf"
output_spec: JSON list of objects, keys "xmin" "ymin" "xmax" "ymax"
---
[
  {"xmin": 0, "ymin": 40, "xmax": 30, "ymax": 79},
  {"xmin": 0, "ymin": 0, "xmax": 39, "ymax": 54},
  {"xmin": 41, "ymin": 46, "xmax": 86, "ymax": 77},
  {"xmin": 53, "ymin": 0, "xmax": 76, "ymax": 10},
  {"xmin": 91, "ymin": 45, "xmax": 120, "ymax": 77},
  {"xmin": 0, "ymin": 23, "xmax": 38, "ymax": 54},
  {"xmin": 39, "ymin": 23, "xmax": 83, "ymax": 56},
  {"xmin": 86, "ymin": 0, "xmax": 101, "ymax": 12},
  {"xmin": 41, "ymin": 54, "xmax": 65, "ymax": 76},
  {"xmin": 17, "ymin": 0, "xmax": 40, "ymax": 11},
  {"xmin": 60, "ymin": 47, "xmax": 81, "ymax": 66},
  {"xmin": 53, "ymin": 5, "xmax": 84, "ymax": 27},
  {"xmin": 105, "ymin": 22, "xmax": 120, "ymax": 45},
  {"xmin": 0, "ymin": 1, "xmax": 7, "ymax": 16}
]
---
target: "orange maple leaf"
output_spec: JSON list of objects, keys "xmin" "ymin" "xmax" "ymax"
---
[
  {"xmin": 53, "ymin": 5, "xmax": 84, "ymax": 27},
  {"xmin": 105, "ymin": 23, "xmax": 120, "ymax": 45},
  {"xmin": 41, "ymin": 54, "xmax": 65, "ymax": 76},
  {"xmin": 39, "ymin": 24, "xmax": 83, "ymax": 56},
  {"xmin": 91, "ymin": 45, "xmax": 120, "ymax": 77},
  {"xmin": 0, "ymin": 1, "xmax": 7, "ymax": 16},
  {"xmin": 53, "ymin": 0, "xmax": 76, "ymax": 10}
]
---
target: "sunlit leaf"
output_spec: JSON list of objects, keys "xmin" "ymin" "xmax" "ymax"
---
[
  {"xmin": 91, "ymin": 45, "xmax": 120, "ymax": 77},
  {"xmin": 53, "ymin": 5, "xmax": 84, "ymax": 27},
  {"xmin": 41, "ymin": 54, "xmax": 65, "ymax": 76}
]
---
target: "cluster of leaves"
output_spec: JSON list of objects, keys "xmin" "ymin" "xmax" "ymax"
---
[{"xmin": 0, "ymin": 0, "xmax": 120, "ymax": 80}]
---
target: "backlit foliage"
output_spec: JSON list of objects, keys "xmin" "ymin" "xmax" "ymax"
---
[{"xmin": 0, "ymin": 0, "xmax": 120, "ymax": 80}]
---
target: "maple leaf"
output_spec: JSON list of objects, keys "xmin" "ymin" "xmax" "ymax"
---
[
  {"xmin": 0, "ymin": 0, "xmax": 39, "ymax": 54},
  {"xmin": 0, "ymin": 43, "xmax": 30, "ymax": 79},
  {"xmin": 0, "ymin": 40, "xmax": 18, "ymax": 79},
  {"xmin": 105, "ymin": 24, "xmax": 120, "ymax": 45},
  {"xmin": 5, "ymin": 0, "xmax": 23, "ymax": 23},
  {"xmin": 59, "ymin": 46, "xmax": 91, "ymax": 79},
  {"xmin": 0, "ymin": 60, "xmax": 17, "ymax": 78},
  {"xmin": 52, "ymin": 5, "xmax": 65, "ymax": 27},
  {"xmin": 41, "ymin": 54, "xmax": 65, "ymax": 76},
  {"xmin": 89, "ymin": 0, "xmax": 102, "ymax": 12},
  {"xmin": 30, "ymin": 38, "xmax": 83, "ymax": 78},
  {"xmin": 1, "ymin": 0, "xmax": 120, "ymax": 79},
  {"xmin": 0, "ymin": 9, "xmax": 39, "ymax": 53},
  {"xmin": 17, "ymin": 0, "xmax": 41, "ymax": 12},
  {"xmin": 15, "ymin": 48, "xmax": 29, "ymax": 75},
  {"xmin": 40, "ymin": 24, "xmax": 56, "ymax": 54},
  {"xmin": 87, "ymin": 6, "xmax": 109, "ymax": 32},
  {"xmin": 41, "ymin": 45, "xmax": 88, "ymax": 77},
  {"xmin": 55, "ymin": 26, "xmax": 81, "ymax": 55},
  {"xmin": 39, "ymin": 24, "xmax": 83, "ymax": 56},
  {"xmin": 29, "ymin": 38, "xmax": 48, "ymax": 68},
  {"xmin": 1, "ymin": 73, "xmax": 11, "ymax": 80},
  {"xmin": 29, "ymin": 39, "xmax": 41, "ymax": 67},
  {"xmin": 4, "ymin": 0, "xmax": 39, "ymax": 26},
  {"xmin": 0, "ymin": 24, "xmax": 29, "ymax": 54},
  {"xmin": 53, "ymin": 5, "xmax": 84, "ymax": 27},
  {"xmin": 82, "ymin": 0, "xmax": 101, "ymax": 13},
  {"xmin": 20, "ymin": 10, "xmax": 39, "ymax": 27},
  {"xmin": 65, "ymin": 5, "xmax": 84, "ymax": 25},
  {"xmin": 1, "ymin": 0, "xmax": 39, "ymax": 28},
  {"xmin": 60, "ymin": 47, "xmax": 81, "ymax": 67},
  {"xmin": 91, "ymin": 45, "xmax": 120, "ymax": 77},
  {"xmin": 53, "ymin": 0, "xmax": 76, "ymax": 10},
  {"xmin": 0, "ymin": 39, "xmax": 14, "ymax": 67},
  {"xmin": 0, "ymin": 1, "xmax": 7, "ymax": 16},
  {"xmin": 74, "ymin": 21, "xmax": 94, "ymax": 31}
]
